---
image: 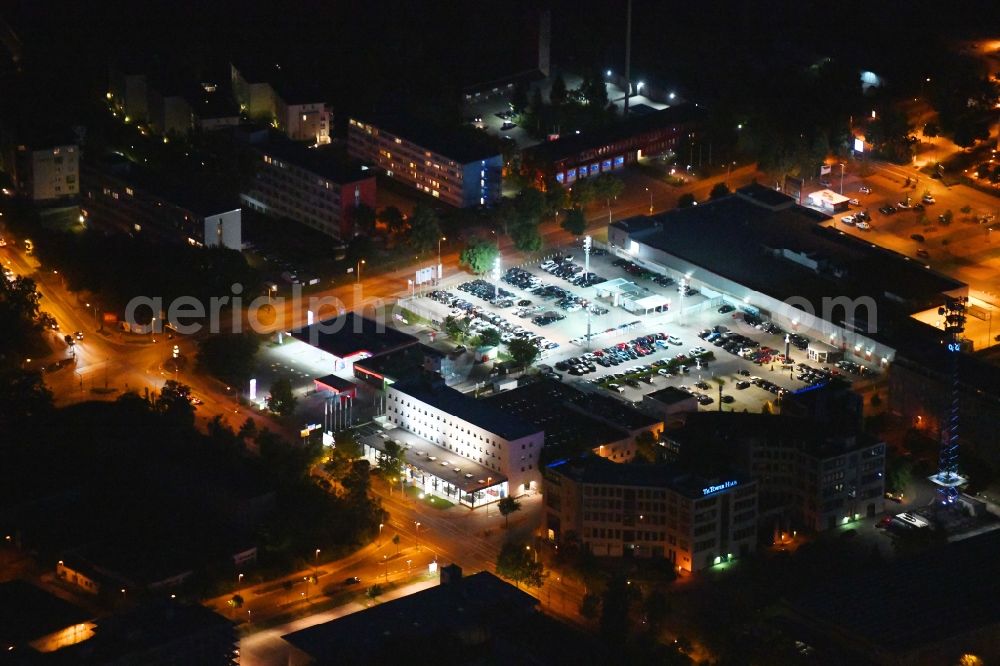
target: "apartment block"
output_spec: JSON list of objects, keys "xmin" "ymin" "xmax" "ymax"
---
[
  {"xmin": 347, "ymin": 115, "xmax": 501, "ymax": 207},
  {"xmin": 14, "ymin": 142, "xmax": 79, "ymax": 202},
  {"xmin": 544, "ymin": 456, "xmax": 757, "ymax": 572},
  {"xmin": 230, "ymin": 63, "xmax": 330, "ymax": 144},
  {"xmin": 240, "ymin": 130, "xmax": 375, "ymax": 240}
]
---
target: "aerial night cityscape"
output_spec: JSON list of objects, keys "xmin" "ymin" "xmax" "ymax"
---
[{"xmin": 2, "ymin": 1, "xmax": 1000, "ymax": 664}]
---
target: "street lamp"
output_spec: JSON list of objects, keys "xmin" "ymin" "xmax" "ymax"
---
[
  {"xmin": 415, "ymin": 521, "xmax": 421, "ymax": 551},
  {"xmin": 839, "ymin": 163, "xmax": 846, "ymax": 195},
  {"xmin": 268, "ymin": 284, "xmax": 277, "ymax": 303},
  {"xmin": 238, "ymin": 573, "xmax": 244, "ymax": 586},
  {"xmin": 645, "ymin": 187, "xmax": 653, "ymax": 213},
  {"xmin": 356, "ymin": 259, "xmax": 365, "ymax": 284},
  {"xmin": 438, "ymin": 236, "xmax": 446, "ymax": 268},
  {"xmin": 379, "ymin": 522, "xmax": 384, "ymax": 546},
  {"xmin": 383, "ymin": 554, "xmax": 389, "ymax": 583}
]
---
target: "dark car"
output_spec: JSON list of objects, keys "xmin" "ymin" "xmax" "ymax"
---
[
  {"xmin": 343, "ymin": 576, "xmax": 361, "ymax": 585},
  {"xmin": 910, "ymin": 233, "xmax": 925, "ymax": 242},
  {"xmin": 718, "ymin": 304, "xmax": 735, "ymax": 314}
]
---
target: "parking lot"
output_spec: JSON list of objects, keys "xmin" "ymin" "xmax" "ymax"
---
[{"xmin": 413, "ymin": 247, "xmax": 885, "ymax": 412}]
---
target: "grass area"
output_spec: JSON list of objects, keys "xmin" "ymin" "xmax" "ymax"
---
[
  {"xmin": 397, "ymin": 307, "xmax": 430, "ymax": 326},
  {"xmin": 404, "ymin": 484, "xmax": 456, "ymax": 509}
]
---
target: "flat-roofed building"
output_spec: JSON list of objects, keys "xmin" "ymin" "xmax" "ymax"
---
[
  {"xmin": 347, "ymin": 114, "xmax": 501, "ymax": 207},
  {"xmin": 230, "ymin": 62, "xmax": 331, "ymax": 144},
  {"xmin": 240, "ymin": 130, "xmax": 375, "ymax": 240},
  {"xmin": 543, "ymin": 456, "xmax": 757, "ymax": 572},
  {"xmin": 13, "ymin": 141, "xmax": 80, "ymax": 203},
  {"xmin": 382, "ymin": 376, "xmax": 543, "ymax": 494}
]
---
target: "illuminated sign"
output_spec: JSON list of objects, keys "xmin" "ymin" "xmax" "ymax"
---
[
  {"xmin": 854, "ymin": 137, "xmax": 864, "ymax": 153},
  {"xmin": 701, "ymin": 480, "xmax": 739, "ymax": 496}
]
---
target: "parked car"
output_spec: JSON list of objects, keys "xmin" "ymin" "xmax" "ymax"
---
[{"xmin": 859, "ymin": 186, "xmax": 871, "ymax": 194}]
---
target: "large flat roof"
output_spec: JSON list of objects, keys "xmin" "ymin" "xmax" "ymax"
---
[
  {"xmin": 282, "ymin": 572, "xmax": 537, "ymax": 665},
  {"xmin": 363, "ymin": 428, "xmax": 506, "ymax": 494},
  {"xmin": 291, "ymin": 313, "xmax": 418, "ymax": 360},
  {"xmin": 547, "ymin": 456, "xmax": 750, "ymax": 500},
  {"xmin": 617, "ymin": 185, "xmax": 965, "ymax": 319},
  {"xmin": 251, "ymin": 131, "xmax": 372, "ymax": 184},
  {"xmin": 787, "ymin": 529, "xmax": 1000, "ymax": 658},
  {"xmin": 390, "ymin": 377, "xmax": 541, "ymax": 441},
  {"xmin": 351, "ymin": 113, "xmax": 501, "ymax": 164},
  {"xmin": 483, "ymin": 379, "xmax": 633, "ymax": 455},
  {"xmin": 484, "ymin": 378, "xmax": 659, "ymax": 436},
  {"xmin": 523, "ymin": 103, "xmax": 703, "ymax": 164}
]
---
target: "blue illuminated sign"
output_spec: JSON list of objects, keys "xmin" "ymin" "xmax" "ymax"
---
[
  {"xmin": 701, "ymin": 480, "xmax": 739, "ymax": 496},
  {"xmin": 613, "ymin": 155, "xmax": 624, "ymax": 168},
  {"xmin": 947, "ymin": 343, "xmax": 961, "ymax": 353},
  {"xmin": 601, "ymin": 159, "xmax": 612, "ymax": 172},
  {"xmin": 589, "ymin": 163, "xmax": 600, "ymax": 176},
  {"xmin": 555, "ymin": 172, "xmax": 564, "ymax": 184}
]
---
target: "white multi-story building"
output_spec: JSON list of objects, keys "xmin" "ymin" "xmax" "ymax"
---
[
  {"xmin": 14, "ymin": 143, "xmax": 79, "ymax": 202},
  {"xmin": 230, "ymin": 63, "xmax": 330, "ymax": 144},
  {"xmin": 384, "ymin": 377, "xmax": 543, "ymax": 495}
]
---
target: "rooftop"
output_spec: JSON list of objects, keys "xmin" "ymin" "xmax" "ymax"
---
[
  {"xmin": 353, "ymin": 344, "xmax": 432, "ymax": 382},
  {"xmin": 787, "ymin": 529, "xmax": 1000, "ymax": 658},
  {"xmin": 390, "ymin": 377, "xmax": 541, "ymax": 441},
  {"xmin": 0, "ymin": 580, "xmax": 91, "ymax": 646},
  {"xmin": 362, "ymin": 428, "xmax": 506, "ymax": 494},
  {"xmin": 249, "ymin": 131, "xmax": 372, "ymax": 183},
  {"xmin": 87, "ymin": 152, "xmax": 238, "ymax": 217},
  {"xmin": 282, "ymin": 571, "xmax": 538, "ymax": 665},
  {"xmin": 615, "ymin": 185, "xmax": 965, "ymax": 320},
  {"xmin": 351, "ymin": 112, "xmax": 502, "ymax": 164},
  {"xmin": 645, "ymin": 386, "xmax": 698, "ymax": 406},
  {"xmin": 522, "ymin": 103, "xmax": 704, "ymax": 164},
  {"xmin": 291, "ymin": 313, "xmax": 418, "ymax": 360},
  {"xmin": 483, "ymin": 379, "xmax": 633, "ymax": 456},
  {"xmin": 547, "ymin": 455, "xmax": 750, "ymax": 500}
]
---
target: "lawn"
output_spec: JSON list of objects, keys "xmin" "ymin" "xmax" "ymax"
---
[{"xmin": 404, "ymin": 484, "xmax": 456, "ymax": 509}]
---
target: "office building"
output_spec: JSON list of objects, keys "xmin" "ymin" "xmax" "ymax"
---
[
  {"xmin": 543, "ymin": 456, "xmax": 757, "ymax": 572},
  {"xmin": 667, "ymin": 407, "xmax": 885, "ymax": 532},
  {"xmin": 521, "ymin": 104, "xmax": 702, "ymax": 186},
  {"xmin": 240, "ymin": 130, "xmax": 375, "ymax": 240},
  {"xmin": 347, "ymin": 114, "xmax": 501, "ymax": 207}
]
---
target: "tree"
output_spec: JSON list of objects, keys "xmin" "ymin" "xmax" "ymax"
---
[
  {"xmin": 505, "ymin": 338, "xmax": 539, "ymax": 367},
  {"xmin": 196, "ymin": 333, "xmax": 260, "ymax": 386},
  {"xmin": 886, "ymin": 454, "xmax": 913, "ymax": 494},
  {"xmin": 377, "ymin": 440, "xmax": 404, "ymax": 480},
  {"xmin": 561, "ymin": 207, "xmax": 587, "ymax": 236},
  {"xmin": 443, "ymin": 315, "xmax": 468, "ymax": 341},
  {"xmin": 642, "ymin": 589, "xmax": 671, "ymax": 634},
  {"xmin": 342, "ymin": 459, "xmax": 372, "ymax": 504},
  {"xmin": 713, "ymin": 376, "xmax": 726, "ymax": 411},
  {"xmin": 923, "ymin": 122, "xmax": 939, "ymax": 138},
  {"xmin": 570, "ymin": 178, "xmax": 597, "ymax": 208},
  {"xmin": 497, "ymin": 495, "xmax": 521, "ymax": 528},
  {"xmin": 267, "ymin": 377, "xmax": 298, "ymax": 417},
  {"xmin": 495, "ymin": 540, "xmax": 544, "ymax": 588},
  {"xmin": 392, "ymin": 533, "xmax": 401, "ymax": 555},
  {"xmin": 156, "ymin": 380, "xmax": 195, "ymax": 427},
  {"xmin": 365, "ymin": 584, "xmax": 383, "ymax": 601},
  {"xmin": 511, "ymin": 223, "xmax": 542, "ymax": 252},
  {"xmin": 580, "ymin": 593, "xmax": 601, "ymax": 620},
  {"xmin": 511, "ymin": 80, "xmax": 529, "ymax": 114},
  {"xmin": 600, "ymin": 574, "xmax": 636, "ymax": 646},
  {"xmin": 459, "ymin": 240, "xmax": 499, "ymax": 275},
  {"xmin": 378, "ymin": 206, "xmax": 407, "ymax": 236},
  {"xmin": 940, "ymin": 209, "xmax": 954, "ymax": 225},
  {"xmin": 227, "ymin": 594, "xmax": 244, "ymax": 609},
  {"xmin": 677, "ymin": 193, "xmax": 696, "ymax": 208},
  {"xmin": 0, "ymin": 367, "xmax": 52, "ymax": 429},
  {"xmin": 408, "ymin": 204, "xmax": 443, "ymax": 254},
  {"xmin": 353, "ymin": 203, "xmax": 377, "ymax": 234},
  {"xmin": 477, "ymin": 327, "xmax": 501, "ymax": 348},
  {"xmin": 634, "ymin": 431, "xmax": 658, "ymax": 463},
  {"xmin": 580, "ymin": 70, "xmax": 609, "ymax": 108},
  {"xmin": 550, "ymin": 73, "xmax": 568, "ymax": 106},
  {"xmin": 709, "ymin": 182, "xmax": 730, "ymax": 199},
  {"xmin": 593, "ymin": 174, "xmax": 624, "ymax": 211}
]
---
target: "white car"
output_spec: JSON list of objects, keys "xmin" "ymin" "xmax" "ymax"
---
[
  {"xmin": 857, "ymin": 221, "xmax": 872, "ymax": 231},
  {"xmin": 690, "ymin": 347, "xmax": 707, "ymax": 356},
  {"xmin": 859, "ymin": 186, "xmax": 871, "ymax": 194},
  {"xmin": 922, "ymin": 195, "xmax": 935, "ymax": 204},
  {"xmin": 667, "ymin": 335, "xmax": 682, "ymax": 345},
  {"xmin": 848, "ymin": 198, "xmax": 860, "ymax": 206},
  {"xmin": 840, "ymin": 215, "xmax": 855, "ymax": 225}
]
